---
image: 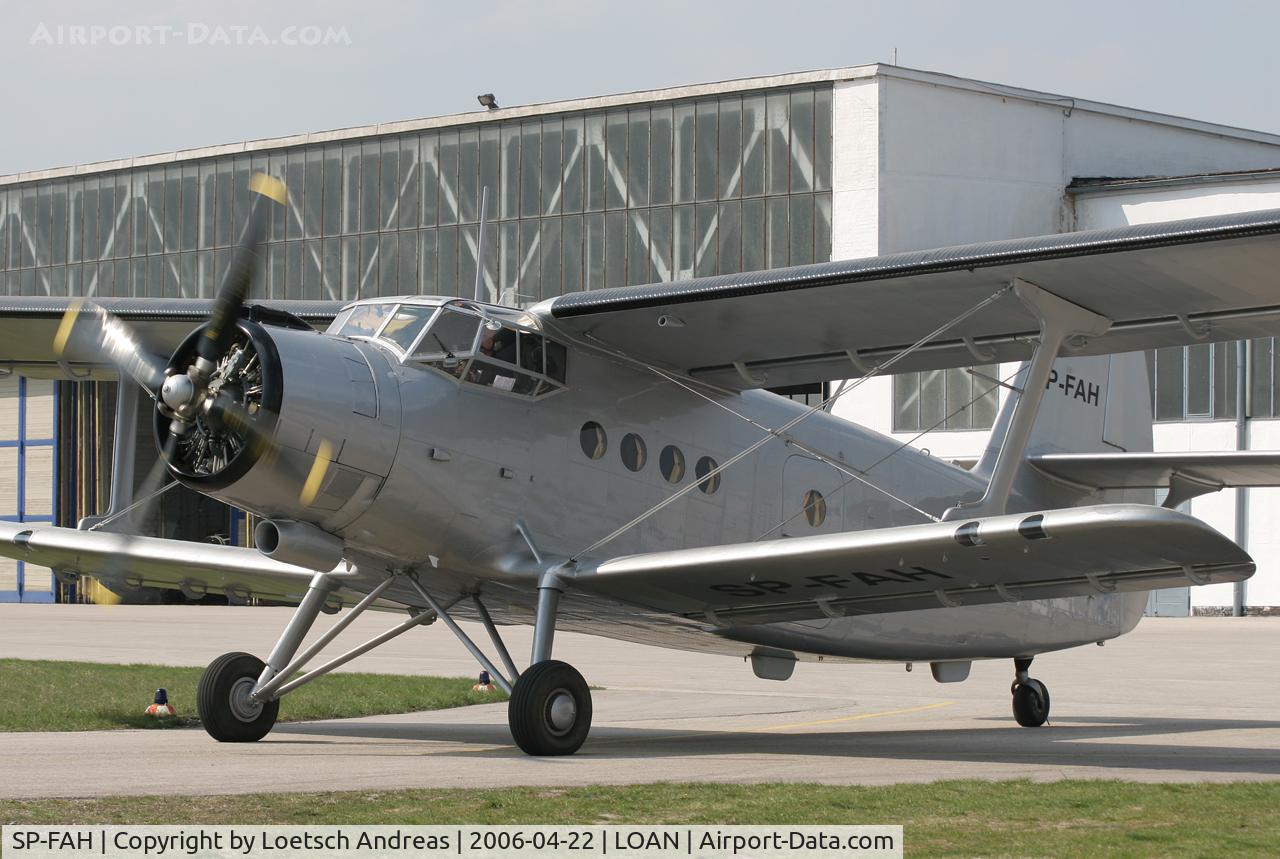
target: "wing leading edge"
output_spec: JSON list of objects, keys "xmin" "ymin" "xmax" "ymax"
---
[
  {"xmin": 568, "ymin": 504, "xmax": 1251, "ymax": 625},
  {"xmin": 539, "ymin": 208, "xmax": 1280, "ymax": 390},
  {"xmin": 0, "ymin": 521, "xmax": 339, "ymax": 603}
]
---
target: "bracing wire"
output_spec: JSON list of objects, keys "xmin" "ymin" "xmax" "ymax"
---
[
  {"xmin": 753, "ymin": 365, "xmax": 1023, "ymax": 541},
  {"xmin": 567, "ymin": 284, "xmax": 1014, "ymax": 563}
]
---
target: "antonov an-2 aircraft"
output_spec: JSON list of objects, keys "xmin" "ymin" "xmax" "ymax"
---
[{"xmin": 4, "ymin": 174, "xmax": 1280, "ymax": 755}]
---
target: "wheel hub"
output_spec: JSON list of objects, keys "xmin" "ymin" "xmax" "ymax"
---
[
  {"xmin": 546, "ymin": 689, "xmax": 577, "ymax": 735},
  {"xmin": 228, "ymin": 677, "xmax": 264, "ymax": 722}
]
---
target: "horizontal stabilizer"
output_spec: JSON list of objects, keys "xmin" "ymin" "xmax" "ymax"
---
[
  {"xmin": 571, "ymin": 504, "xmax": 1252, "ymax": 625},
  {"xmin": 1029, "ymin": 451, "xmax": 1280, "ymax": 506}
]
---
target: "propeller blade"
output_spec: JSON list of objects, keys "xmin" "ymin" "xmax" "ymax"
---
[
  {"xmin": 123, "ymin": 434, "xmax": 179, "ymax": 533},
  {"xmin": 197, "ymin": 173, "xmax": 287, "ymax": 368},
  {"xmin": 53, "ymin": 300, "xmax": 167, "ymax": 394}
]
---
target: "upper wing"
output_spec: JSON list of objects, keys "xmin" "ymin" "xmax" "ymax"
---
[
  {"xmin": 0, "ymin": 520, "xmax": 343, "ymax": 604},
  {"xmin": 537, "ymin": 209, "xmax": 1280, "ymax": 390},
  {"xmin": 569, "ymin": 504, "xmax": 1251, "ymax": 625}
]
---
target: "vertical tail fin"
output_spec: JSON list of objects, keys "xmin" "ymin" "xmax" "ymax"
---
[{"xmin": 977, "ymin": 352, "xmax": 1154, "ymax": 509}]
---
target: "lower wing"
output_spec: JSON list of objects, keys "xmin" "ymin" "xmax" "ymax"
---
[
  {"xmin": 0, "ymin": 521, "xmax": 341, "ymax": 603},
  {"xmin": 570, "ymin": 504, "xmax": 1251, "ymax": 625}
]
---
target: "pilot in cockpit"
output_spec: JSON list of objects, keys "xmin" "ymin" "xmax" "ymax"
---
[{"xmin": 472, "ymin": 325, "xmax": 519, "ymax": 388}]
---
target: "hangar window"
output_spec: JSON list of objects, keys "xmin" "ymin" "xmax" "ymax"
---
[
  {"xmin": 695, "ymin": 456, "xmax": 720, "ymax": 494},
  {"xmin": 659, "ymin": 445, "xmax": 685, "ymax": 483},
  {"xmin": 580, "ymin": 422, "xmax": 607, "ymax": 460},
  {"xmin": 893, "ymin": 365, "xmax": 1000, "ymax": 432},
  {"xmin": 621, "ymin": 433, "xmax": 647, "ymax": 472},
  {"xmin": 802, "ymin": 489, "xmax": 827, "ymax": 527}
]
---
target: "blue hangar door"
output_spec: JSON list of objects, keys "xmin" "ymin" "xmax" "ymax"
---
[{"xmin": 0, "ymin": 376, "xmax": 57, "ymax": 603}]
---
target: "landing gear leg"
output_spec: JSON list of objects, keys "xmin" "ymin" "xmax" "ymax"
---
[
  {"xmin": 197, "ymin": 572, "xmax": 336, "ymax": 742},
  {"xmin": 509, "ymin": 574, "xmax": 592, "ymax": 756},
  {"xmin": 1010, "ymin": 656, "xmax": 1050, "ymax": 727}
]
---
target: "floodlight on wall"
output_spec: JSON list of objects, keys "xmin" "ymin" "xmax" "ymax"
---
[{"xmin": 477, "ymin": 93, "xmax": 499, "ymax": 110}]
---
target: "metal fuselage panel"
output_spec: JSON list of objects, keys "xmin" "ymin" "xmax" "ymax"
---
[{"xmin": 215, "ymin": 328, "xmax": 1144, "ymax": 663}]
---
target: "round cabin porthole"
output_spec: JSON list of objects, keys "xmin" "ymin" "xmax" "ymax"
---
[
  {"xmin": 580, "ymin": 421, "xmax": 607, "ymax": 460},
  {"xmin": 621, "ymin": 433, "xmax": 647, "ymax": 472},
  {"xmin": 802, "ymin": 489, "xmax": 827, "ymax": 527},
  {"xmin": 695, "ymin": 456, "xmax": 720, "ymax": 494},
  {"xmin": 659, "ymin": 445, "xmax": 686, "ymax": 483}
]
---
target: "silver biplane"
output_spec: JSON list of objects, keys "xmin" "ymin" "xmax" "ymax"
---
[{"xmin": 4, "ymin": 174, "xmax": 1280, "ymax": 755}]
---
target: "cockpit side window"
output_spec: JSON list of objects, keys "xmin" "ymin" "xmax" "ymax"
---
[
  {"xmin": 417, "ymin": 309, "xmax": 481, "ymax": 357},
  {"xmin": 410, "ymin": 306, "xmax": 567, "ymax": 398}
]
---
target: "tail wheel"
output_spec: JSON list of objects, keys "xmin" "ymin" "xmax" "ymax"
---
[
  {"xmin": 1012, "ymin": 678, "xmax": 1051, "ymax": 727},
  {"xmin": 197, "ymin": 651, "xmax": 279, "ymax": 742},
  {"xmin": 508, "ymin": 660, "xmax": 592, "ymax": 756}
]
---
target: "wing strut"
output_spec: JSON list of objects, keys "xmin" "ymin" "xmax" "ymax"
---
[{"xmin": 942, "ymin": 280, "xmax": 1110, "ymax": 520}]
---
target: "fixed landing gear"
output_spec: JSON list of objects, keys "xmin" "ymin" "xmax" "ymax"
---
[
  {"xmin": 1010, "ymin": 656, "xmax": 1050, "ymax": 727},
  {"xmin": 194, "ymin": 569, "xmax": 593, "ymax": 755},
  {"xmin": 506, "ymin": 573, "xmax": 592, "ymax": 755},
  {"xmin": 197, "ymin": 652, "xmax": 279, "ymax": 741},
  {"xmin": 509, "ymin": 660, "xmax": 592, "ymax": 755}
]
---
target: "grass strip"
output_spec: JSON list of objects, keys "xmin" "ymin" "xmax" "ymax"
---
[
  {"xmin": 0, "ymin": 659, "xmax": 504, "ymax": 731},
  {"xmin": 1, "ymin": 781, "xmax": 1277, "ymax": 856}
]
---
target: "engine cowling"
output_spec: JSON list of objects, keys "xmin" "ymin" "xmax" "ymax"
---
[{"xmin": 155, "ymin": 318, "xmax": 402, "ymax": 535}]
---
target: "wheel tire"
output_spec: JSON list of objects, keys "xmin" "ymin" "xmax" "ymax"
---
[
  {"xmin": 196, "ymin": 651, "xmax": 279, "ymax": 742},
  {"xmin": 1012, "ymin": 678, "xmax": 1050, "ymax": 727},
  {"xmin": 508, "ymin": 660, "xmax": 592, "ymax": 756}
]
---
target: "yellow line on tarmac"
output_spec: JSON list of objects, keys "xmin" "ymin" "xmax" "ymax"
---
[{"xmin": 752, "ymin": 701, "xmax": 955, "ymax": 732}]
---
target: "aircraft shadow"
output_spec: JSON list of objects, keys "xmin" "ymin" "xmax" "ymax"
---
[{"xmin": 273, "ymin": 714, "xmax": 1280, "ymax": 777}]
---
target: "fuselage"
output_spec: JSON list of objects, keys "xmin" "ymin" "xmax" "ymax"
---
[{"xmin": 204, "ymin": 299, "xmax": 1145, "ymax": 665}]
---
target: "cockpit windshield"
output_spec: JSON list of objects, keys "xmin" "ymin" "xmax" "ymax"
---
[
  {"xmin": 332, "ymin": 303, "xmax": 392, "ymax": 337},
  {"xmin": 379, "ymin": 305, "xmax": 435, "ymax": 351}
]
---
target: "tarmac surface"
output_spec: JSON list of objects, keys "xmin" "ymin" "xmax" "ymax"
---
[{"xmin": 0, "ymin": 605, "xmax": 1278, "ymax": 798}]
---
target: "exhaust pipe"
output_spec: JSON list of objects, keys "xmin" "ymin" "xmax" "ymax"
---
[{"xmin": 255, "ymin": 519, "xmax": 344, "ymax": 572}]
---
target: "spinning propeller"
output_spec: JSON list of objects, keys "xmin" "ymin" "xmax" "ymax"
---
[{"xmin": 53, "ymin": 173, "xmax": 300, "ymax": 550}]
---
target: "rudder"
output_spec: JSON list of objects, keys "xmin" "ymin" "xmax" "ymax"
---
[{"xmin": 975, "ymin": 352, "xmax": 1154, "ymax": 510}]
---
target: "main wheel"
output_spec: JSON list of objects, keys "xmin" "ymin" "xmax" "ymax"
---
[
  {"xmin": 197, "ymin": 651, "xmax": 279, "ymax": 742},
  {"xmin": 508, "ymin": 660, "xmax": 592, "ymax": 756},
  {"xmin": 1012, "ymin": 678, "xmax": 1050, "ymax": 727}
]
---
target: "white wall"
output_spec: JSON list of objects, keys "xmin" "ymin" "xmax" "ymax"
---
[
  {"xmin": 1076, "ymin": 179, "xmax": 1280, "ymax": 230},
  {"xmin": 831, "ymin": 78, "xmax": 880, "ymax": 260}
]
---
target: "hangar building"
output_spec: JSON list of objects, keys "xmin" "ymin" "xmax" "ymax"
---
[{"xmin": 2, "ymin": 64, "xmax": 1279, "ymax": 612}]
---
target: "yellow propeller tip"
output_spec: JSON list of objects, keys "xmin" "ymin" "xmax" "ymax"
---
[
  {"xmin": 249, "ymin": 172, "xmax": 288, "ymax": 205},
  {"xmin": 52, "ymin": 299, "xmax": 84, "ymax": 357},
  {"xmin": 299, "ymin": 439, "xmax": 334, "ymax": 506}
]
